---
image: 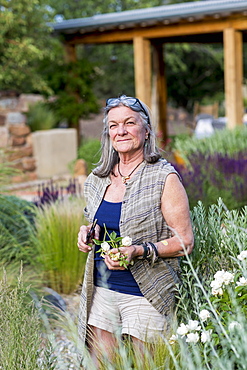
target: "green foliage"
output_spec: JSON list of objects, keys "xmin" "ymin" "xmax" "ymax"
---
[
  {"xmin": 0, "ymin": 195, "xmax": 36, "ymax": 267},
  {"xmin": 47, "ymin": 0, "xmax": 164, "ymax": 20},
  {"xmin": 43, "ymin": 60, "xmax": 100, "ymax": 126},
  {"xmin": 26, "ymin": 101, "xmax": 57, "ymax": 131},
  {"xmin": 34, "ymin": 199, "xmax": 88, "ymax": 294},
  {"xmin": 189, "ymin": 199, "xmax": 247, "ymax": 280},
  {"xmin": 172, "ymin": 126, "xmax": 247, "ymax": 210},
  {"xmin": 173, "ymin": 126, "xmax": 247, "ymax": 161},
  {"xmin": 80, "ymin": 44, "xmax": 135, "ymax": 99},
  {"xmin": 0, "ymin": 0, "xmax": 54, "ymax": 94},
  {"xmin": 165, "ymin": 43, "xmax": 224, "ymax": 111},
  {"xmin": 169, "ymin": 199, "xmax": 247, "ymax": 369},
  {"xmin": 0, "ymin": 150, "xmax": 20, "ymax": 190},
  {"xmin": 78, "ymin": 138, "xmax": 101, "ymax": 173},
  {"xmin": 0, "ymin": 270, "xmax": 45, "ymax": 369}
]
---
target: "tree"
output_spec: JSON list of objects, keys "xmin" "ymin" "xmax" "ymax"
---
[
  {"xmin": 0, "ymin": 0, "xmax": 54, "ymax": 94},
  {"xmin": 165, "ymin": 43, "xmax": 224, "ymax": 111},
  {"xmin": 47, "ymin": 0, "xmax": 164, "ymax": 20}
]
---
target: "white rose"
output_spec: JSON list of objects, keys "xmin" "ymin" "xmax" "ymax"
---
[
  {"xmin": 222, "ymin": 271, "xmax": 234, "ymax": 285},
  {"xmin": 186, "ymin": 320, "xmax": 201, "ymax": 331},
  {"xmin": 101, "ymin": 241, "xmax": 110, "ymax": 252},
  {"xmin": 201, "ymin": 330, "xmax": 211, "ymax": 343},
  {"xmin": 214, "ymin": 270, "xmax": 226, "ymax": 282},
  {"xmin": 237, "ymin": 250, "xmax": 247, "ymax": 261},
  {"xmin": 169, "ymin": 334, "xmax": 178, "ymax": 344},
  {"xmin": 186, "ymin": 332, "xmax": 199, "ymax": 344},
  {"xmin": 122, "ymin": 236, "xmax": 132, "ymax": 247},
  {"xmin": 228, "ymin": 321, "xmax": 241, "ymax": 331},
  {"xmin": 236, "ymin": 277, "xmax": 247, "ymax": 286},
  {"xmin": 211, "ymin": 287, "xmax": 223, "ymax": 296},
  {"xmin": 176, "ymin": 323, "xmax": 188, "ymax": 337},
  {"xmin": 199, "ymin": 309, "xmax": 211, "ymax": 322},
  {"xmin": 210, "ymin": 279, "xmax": 222, "ymax": 290},
  {"xmin": 109, "ymin": 252, "xmax": 121, "ymax": 261}
]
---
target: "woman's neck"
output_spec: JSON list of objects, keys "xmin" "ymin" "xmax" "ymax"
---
[{"xmin": 118, "ymin": 150, "xmax": 144, "ymax": 166}]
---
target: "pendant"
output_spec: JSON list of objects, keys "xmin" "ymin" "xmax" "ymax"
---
[{"xmin": 122, "ymin": 176, "xmax": 130, "ymax": 184}]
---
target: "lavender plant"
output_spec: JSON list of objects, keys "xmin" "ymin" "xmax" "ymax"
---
[
  {"xmin": 172, "ymin": 126, "xmax": 247, "ymax": 210},
  {"xmin": 33, "ymin": 178, "xmax": 82, "ymax": 207},
  {"xmin": 175, "ymin": 151, "xmax": 247, "ymax": 210}
]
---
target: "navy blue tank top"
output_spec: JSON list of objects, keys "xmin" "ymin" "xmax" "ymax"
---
[{"xmin": 94, "ymin": 199, "xmax": 143, "ymax": 296}]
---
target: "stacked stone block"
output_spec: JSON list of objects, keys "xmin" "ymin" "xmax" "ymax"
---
[{"xmin": 0, "ymin": 94, "xmax": 39, "ymax": 182}]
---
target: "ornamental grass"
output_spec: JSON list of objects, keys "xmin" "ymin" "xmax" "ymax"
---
[{"xmin": 34, "ymin": 198, "xmax": 87, "ymax": 294}]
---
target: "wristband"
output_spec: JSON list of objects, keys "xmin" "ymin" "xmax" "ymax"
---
[
  {"xmin": 148, "ymin": 242, "xmax": 158, "ymax": 258},
  {"xmin": 142, "ymin": 242, "xmax": 149, "ymax": 259}
]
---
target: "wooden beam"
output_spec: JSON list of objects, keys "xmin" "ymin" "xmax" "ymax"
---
[
  {"xmin": 64, "ymin": 16, "xmax": 247, "ymax": 45},
  {"xmin": 152, "ymin": 43, "xmax": 168, "ymax": 143},
  {"xmin": 63, "ymin": 43, "xmax": 77, "ymax": 63},
  {"xmin": 223, "ymin": 28, "xmax": 243, "ymax": 128},
  {"xmin": 133, "ymin": 37, "xmax": 151, "ymax": 108}
]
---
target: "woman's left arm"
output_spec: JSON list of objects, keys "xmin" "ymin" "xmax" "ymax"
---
[{"xmin": 157, "ymin": 173, "xmax": 194, "ymax": 257}]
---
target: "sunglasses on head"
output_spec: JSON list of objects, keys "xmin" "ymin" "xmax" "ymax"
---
[{"xmin": 106, "ymin": 96, "xmax": 150, "ymax": 125}]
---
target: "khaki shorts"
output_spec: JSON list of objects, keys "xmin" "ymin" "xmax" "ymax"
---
[{"xmin": 87, "ymin": 286, "xmax": 170, "ymax": 343}]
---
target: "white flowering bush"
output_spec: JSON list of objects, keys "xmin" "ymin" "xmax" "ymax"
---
[
  {"xmin": 93, "ymin": 229, "xmax": 133, "ymax": 268},
  {"xmin": 169, "ymin": 244, "xmax": 247, "ymax": 368},
  {"xmin": 170, "ymin": 312, "xmax": 212, "ymax": 345}
]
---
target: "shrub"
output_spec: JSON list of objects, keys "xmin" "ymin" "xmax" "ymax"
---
[
  {"xmin": 0, "ymin": 149, "xmax": 20, "ymax": 190},
  {"xmin": 173, "ymin": 126, "xmax": 247, "ymax": 209},
  {"xmin": 0, "ymin": 195, "xmax": 36, "ymax": 268},
  {"xmin": 166, "ymin": 199, "xmax": 247, "ymax": 369},
  {"xmin": 26, "ymin": 101, "xmax": 57, "ymax": 131},
  {"xmin": 173, "ymin": 126, "xmax": 247, "ymax": 161},
  {"xmin": 78, "ymin": 138, "xmax": 101, "ymax": 174},
  {"xmin": 34, "ymin": 198, "xmax": 88, "ymax": 294}
]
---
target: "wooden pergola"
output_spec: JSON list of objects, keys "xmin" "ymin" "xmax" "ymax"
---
[{"xmin": 52, "ymin": 0, "xmax": 247, "ymax": 140}]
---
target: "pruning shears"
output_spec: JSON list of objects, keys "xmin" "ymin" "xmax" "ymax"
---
[{"xmin": 86, "ymin": 219, "xmax": 97, "ymax": 244}]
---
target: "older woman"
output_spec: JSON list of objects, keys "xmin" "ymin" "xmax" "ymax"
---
[{"xmin": 77, "ymin": 95, "xmax": 194, "ymax": 364}]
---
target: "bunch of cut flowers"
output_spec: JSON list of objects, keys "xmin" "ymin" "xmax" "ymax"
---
[{"xmin": 93, "ymin": 227, "xmax": 133, "ymax": 269}]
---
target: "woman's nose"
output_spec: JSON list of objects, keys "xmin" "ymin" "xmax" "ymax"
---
[{"xmin": 117, "ymin": 124, "xmax": 127, "ymax": 135}]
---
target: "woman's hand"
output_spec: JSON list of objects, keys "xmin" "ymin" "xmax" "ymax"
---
[
  {"xmin": 77, "ymin": 223, "xmax": 100, "ymax": 253},
  {"xmin": 104, "ymin": 245, "xmax": 141, "ymax": 270}
]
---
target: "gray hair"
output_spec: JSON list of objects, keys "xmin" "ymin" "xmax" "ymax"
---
[{"xmin": 93, "ymin": 95, "xmax": 161, "ymax": 177}]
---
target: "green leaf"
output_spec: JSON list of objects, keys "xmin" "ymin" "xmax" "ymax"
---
[
  {"xmin": 109, "ymin": 231, "xmax": 117, "ymax": 240},
  {"xmin": 93, "ymin": 239, "xmax": 102, "ymax": 245}
]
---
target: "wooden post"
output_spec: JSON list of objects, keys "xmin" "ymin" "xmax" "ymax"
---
[
  {"xmin": 223, "ymin": 28, "xmax": 243, "ymax": 128},
  {"xmin": 133, "ymin": 37, "xmax": 151, "ymax": 108},
  {"xmin": 62, "ymin": 42, "xmax": 81, "ymax": 144},
  {"xmin": 152, "ymin": 42, "xmax": 168, "ymax": 143},
  {"xmin": 63, "ymin": 43, "xmax": 77, "ymax": 63}
]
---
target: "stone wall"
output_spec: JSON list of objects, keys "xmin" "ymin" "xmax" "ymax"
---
[
  {"xmin": 0, "ymin": 93, "xmax": 80, "ymax": 182},
  {"xmin": 0, "ymin": 94, "xmax": 42, "ymax": 182}
]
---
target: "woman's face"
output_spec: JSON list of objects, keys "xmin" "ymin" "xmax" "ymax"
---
[{"xmin": 107, "ymin": 106, "xmax": 147, "ymax": 156}]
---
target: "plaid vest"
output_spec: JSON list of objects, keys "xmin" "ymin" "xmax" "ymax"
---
[{"xmin": 78, "ymin": 159, "xmax": 181, "ymax": 344}]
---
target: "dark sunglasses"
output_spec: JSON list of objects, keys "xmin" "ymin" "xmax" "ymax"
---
[{"xmin": 106, "ymin": 96, "xmax": 150, "ymax": 125}]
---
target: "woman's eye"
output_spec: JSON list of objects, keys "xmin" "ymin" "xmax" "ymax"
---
[
  {"xmin": 126, "ymin": 121, "xmax": 135, "ymax": 125},
  {"xmin": 109, "ymin": 124, "xmax": 117, "ymax": 129}
]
